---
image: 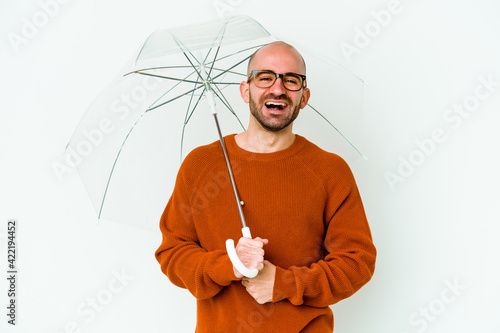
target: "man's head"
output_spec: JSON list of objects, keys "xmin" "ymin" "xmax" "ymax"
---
[
  {"xmin": 240, "ymin": 41, "xmax": 310, "ymax": 133},
  {"xmin": 246, "ymin": 41, "xmax": 307, "ymax": 75}
]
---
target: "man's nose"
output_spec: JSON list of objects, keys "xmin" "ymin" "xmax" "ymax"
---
[{"xmin": 269, "ymin": 76, "xmax": 286, "ymax": 94}]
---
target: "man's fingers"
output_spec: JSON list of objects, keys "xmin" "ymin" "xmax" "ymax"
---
[
  {"xmin": 240, "ymin": 256, "xmax": 264, "ymax": 270},
  {"xmin": 257, "ymin": 261, "xmax": 265, "ymax": 271},
  {"xmin": 235, "ymin": 237, "xmax": 267, "ymax": 257},
  {"xmin": 238, "ymin": 237, "xmax": 268, "ymax": 248},
  {"xmin": 237, "ymin": 246, "xmax": 264, "ymax": 256},
  {"xmin": 232, "ymin": 236, "xmax": 269, "ymax": 274},
  {"xmin": 256, "ymin": 238, "xmax": 269, "ymax": 245},
  {"xmin": 240, "ymin": 260, "xmax": 275, "ymax": 305}
]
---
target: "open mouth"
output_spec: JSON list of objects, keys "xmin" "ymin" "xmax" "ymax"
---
[{"xmin": 265, "ymin": 102, "xmax": 287, "ymax": 111}]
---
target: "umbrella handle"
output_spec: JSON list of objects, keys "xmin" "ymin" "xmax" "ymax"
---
[{"xmin": 225, "ymin": 227, "xmax": 259, "ymax": 278}]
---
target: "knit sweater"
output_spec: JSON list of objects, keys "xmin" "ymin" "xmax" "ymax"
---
[{"xmin": 155, "ymin": 134, "xmax": 376, "ymax": 332}]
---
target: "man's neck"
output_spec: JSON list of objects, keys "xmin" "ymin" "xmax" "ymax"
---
[{"xmin": 234, "ymin": 127, "xmax": 296, "ymax": 153}]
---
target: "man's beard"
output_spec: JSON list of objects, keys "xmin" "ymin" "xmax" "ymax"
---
[{"xmin": 249, "ymin": 93, "xmax": 301, "ymax": 133}]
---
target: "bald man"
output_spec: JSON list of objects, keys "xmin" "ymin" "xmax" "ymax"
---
[{"xmin": 156, "ymin": 41, "xmax": 376, "ymax": 332}]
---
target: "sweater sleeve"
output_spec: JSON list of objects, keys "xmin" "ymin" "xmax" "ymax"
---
[
  {"xmin": 272, "ymin": 163, "xmax": 376, "ymax": 307},
  {"xmin": 154, "ymin": 163, "xmax": 240, "ymax": 300}
]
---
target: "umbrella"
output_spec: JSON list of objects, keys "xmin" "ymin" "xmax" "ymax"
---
[{"xmin": 65, "ymin": 15, "xmax": 366, "ymax": 276}]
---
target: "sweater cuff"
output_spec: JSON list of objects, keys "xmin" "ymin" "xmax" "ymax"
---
[
  {"xmin": 272, "ymin": 266, "xmax": 297, "ymax": 303},
  {"xmin": 208, "ymin": 251, "xmax": 242, "ymax": 286}
]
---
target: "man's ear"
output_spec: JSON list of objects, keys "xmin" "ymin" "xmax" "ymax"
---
[
  {"xmin": 300, "ymin": 87, "xmax": 311, "ymax": 109},
  {"xmin": 240, "ymin": 81, "xmax": 250, "ymax": 103}
]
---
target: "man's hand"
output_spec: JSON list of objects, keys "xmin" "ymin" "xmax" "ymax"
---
[
  {"xmin": 233, "ymin": 237, "xmax": 268, "ymax": 279},
  {"xmin": 241, "ymin": 260, "xmax": 276, "ymax": 304}
]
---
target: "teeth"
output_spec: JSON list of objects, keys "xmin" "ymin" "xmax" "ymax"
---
[{"xmin": 265, "ymin": 102, "xmax": 286, "ymax": 107}]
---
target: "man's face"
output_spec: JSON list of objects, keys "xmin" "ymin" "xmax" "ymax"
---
[{"xmin": 240, "ymin": 44, "xmax": 310, "ymax": 133}]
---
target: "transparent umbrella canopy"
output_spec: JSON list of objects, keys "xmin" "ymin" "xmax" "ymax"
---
[{"xmin": 65, "ymin": 15, "xmax": 366, "ymax": 231}]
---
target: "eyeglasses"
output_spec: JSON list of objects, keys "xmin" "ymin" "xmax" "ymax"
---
[{"xmin": 247, "ymin": 70, "xmax": 306, "ymax": 91}]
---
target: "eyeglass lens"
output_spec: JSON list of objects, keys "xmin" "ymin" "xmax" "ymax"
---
[{"xmin": 253, "ymin": 71, "xmax": 303, "ymax": 91}]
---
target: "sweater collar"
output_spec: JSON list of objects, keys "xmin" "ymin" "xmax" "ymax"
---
[{"xmin": 225, "ymin": 133, "xmax": 306, "ymax": 162}]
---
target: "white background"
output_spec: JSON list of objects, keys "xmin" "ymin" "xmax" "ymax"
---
[{"xmin": 1, "ymin": 0, "xmax": 499, "ymax": 332}]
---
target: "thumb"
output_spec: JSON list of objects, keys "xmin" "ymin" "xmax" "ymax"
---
[{"xmin": 255, "ymin": 237, "xmax": 269, "ymax": 245}]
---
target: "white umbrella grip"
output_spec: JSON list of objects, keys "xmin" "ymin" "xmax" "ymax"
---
[{"xmin": 226, "ymin": 227, "xmax": 258, "ymax": 278}]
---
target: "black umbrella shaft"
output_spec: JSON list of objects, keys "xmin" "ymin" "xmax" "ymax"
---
[{"xmin": 213, "ymin": 113, "xmax": 247, "ymax": 229}]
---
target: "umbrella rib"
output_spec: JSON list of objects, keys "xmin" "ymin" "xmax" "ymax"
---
[
  {"xmin": 134, "ymin": 33, "xmax": 151, "ymax": 65},
  {"xmin": 139, "ymin": 67, "xmax": 236, "ymax": 113},
  {"xmin": 202, "ymin": 46, "xmax": 216, "ymax": 71},
  {"xmin": 127, "ymin": 66, "xmax": 246, "ymax": 78},
  {"xmin": 180, "ymin": 85, "xmax": 206, "ymax": 160},
  {"xmin": 211, "ymin": 84, "xmax": 235, "ymax": 112},
  {"xmin": 131, "ymin": 71, "xmax": 206, "ymax": 85},
  {"xmin": 307, "ymin": 104, "xmax": 367, "ymax": 160},
  {"xmin": 137, "ymin": 50, "xmax": 253, "ymax": 115},
  {"xmin": 97, "ymin": 112, "xmax": 148, "ymax": 220},
  {"xmin": 198, "ymin": 42, "xmax": 246, "ymax": 129},
  {"xmin": 211, "ymin": 85, "xmax": 246, "ymax": 130},
  {"xmin": 65, "ymin": 70, "xmax": 203, "ymax": 152},
  {"xmin": 203, "ymin": 43, "xmax": 237, "ymax": 118},
  {"xmin": 146, "ymin": 85, "xmax": 204, "ymax": 112},
  {"xmin": 129, "ymin": 48, "xmax": 250, "ymax": 117},
  {"xmin": 170, "ymin": 23, "xmax": 231, "ymax": 84},
  {"xmin": 167, "ymin": 33, "xmax": 206, "ymax": 86},
  {"xmin": 207, "ymin": 45, "xmax": 221, "ymax": 84},
  {"xmin": 210, "ymin": 19, "xmax": 230, "ymax": 54},
  {"xmin": 132, "ymin": 70, "xmax": 240, "ymax": 86},
  {"xmin": 181, "ymin": 17, "xmax": 228, "ymax": 73},
  {"xmin": 99, "ymin": 82, "xmax": 206, "ymax": 219},
  {"xmin": 180, "ymin": 87, "xmax": 197, "ymax": 160},
  {"xmin": 202, "ymin": 20, "xmax": 233, "ymax": 80},
  {"xmin": 203, "ymin": 44, "xmax": 267, "ymax": 69},
  {"xmin": 184, "ymin": 87, "xmax": 205, "ymax": 124},
  {"xmin": 158, "ymin": 31, "xmax": 260, "ymax": 91},
  {"xmin": 126, "ymin": 65, "xmax": 202, "ymax": 112},
  {"xmin": 210, "ymin": 68, "xmax": 246, "ymax": 77},
  {"xmin": 182, "ymin": 82, "xmax": 200, "ymax": 124},
  {"xmin": 181, "ymin": 51, "xmax": 206, "ymax": 83},
  {"xmin": 170, "ymin": 33, "xmax": 204, "ymax": 71},
  {"xmin": 201, "ymin": 42, "xmax": 259, "ymax": 84},
  {"xmin": 209, "ymin": 54, "xmax": 253, "ymax": 82},
  {"xmin": 125, "ymin": 65, "xmax": 200, "ymax": 74}
]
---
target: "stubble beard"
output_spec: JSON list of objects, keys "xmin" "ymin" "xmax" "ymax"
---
[{"xmin": 249, "ymin": 93, "xmax": 301, "ymax": 133}]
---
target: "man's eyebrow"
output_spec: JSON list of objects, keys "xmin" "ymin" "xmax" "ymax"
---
[{"xmin": 251, "ymin": 70, "xmax": 303, "ymax": 74}]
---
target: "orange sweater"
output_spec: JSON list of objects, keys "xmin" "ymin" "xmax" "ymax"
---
[{"xmin": 155, "ymin": 134, "xmax": 376, "ymax": 332}]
